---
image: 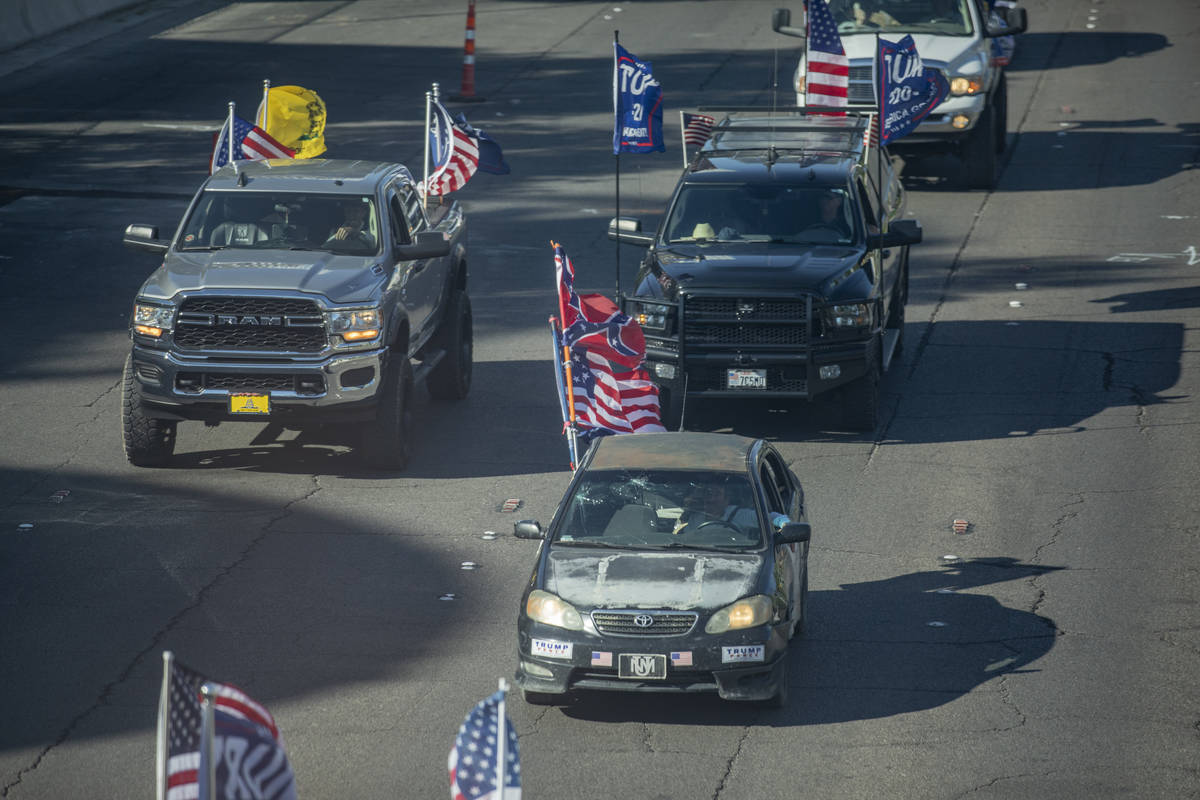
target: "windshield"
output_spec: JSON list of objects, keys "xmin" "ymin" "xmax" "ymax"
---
[
  {"xmin": 826, "ymin": 0, "xmax": 974, "ymax": 36},
  {"xmin": 179, "ymin": 191, "xmax": 381, "ymax": 255},
  {"xmin": 664, "ymin": 184, "xmax": 857, "ymax": 245},
  {"xmin": 554, "ymin": 469, "xmax": 762, "ymax": 550}
]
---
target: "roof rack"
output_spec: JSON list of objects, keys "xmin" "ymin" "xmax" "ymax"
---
[{"xmin": 684, "ymin": 106, "xmax": 881, "ymax": 169}]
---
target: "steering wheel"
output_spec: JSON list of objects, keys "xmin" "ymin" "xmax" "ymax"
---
[{"xmin": 693, "ymin": 520, "xmax": 742, "ymax": 535}]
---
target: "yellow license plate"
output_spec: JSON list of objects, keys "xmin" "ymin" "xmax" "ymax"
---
[{"xmin": 229, "ymin": 393, "xmax": 270, "ymax": 414}]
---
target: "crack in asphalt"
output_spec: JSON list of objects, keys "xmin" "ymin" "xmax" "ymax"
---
[
  {"xmin": 0, "ymin": 476, "xmax": 324, "ymax": 798},
  {"xmin": 712, "ymin": 726, "xmax": 751, "ymax": 800}
]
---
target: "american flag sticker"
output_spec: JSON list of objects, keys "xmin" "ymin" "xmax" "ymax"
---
[
  {"xmin": 670, "ymin": 651, "xmax": 692, "ymax": 667},
  {"xmin": 591, "ymin": 651, "xmax": 613, "ymax": 667}
]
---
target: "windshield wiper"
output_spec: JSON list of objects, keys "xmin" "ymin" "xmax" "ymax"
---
[
  {"xmin": 554, "ymin": 539, "xmax": 636, "ymax": 549},
  {"xmin": 642, "ymin": 541, "xmax": 750, "ymax": 553}
]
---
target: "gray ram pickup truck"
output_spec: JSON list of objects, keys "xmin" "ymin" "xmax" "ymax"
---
[{"xmin": 121, "ymin": 158, "xmax": 471, "ymax": 470}]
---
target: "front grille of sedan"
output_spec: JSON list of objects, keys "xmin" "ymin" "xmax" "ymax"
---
[
  {"xmin": 174, "ymin": 297, "xmax": 326, "ymax": 353},
  {"xmin": 591, "ymin": 610, "xmax": 698, "ymax": 637}
]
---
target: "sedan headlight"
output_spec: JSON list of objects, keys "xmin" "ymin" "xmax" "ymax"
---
[
  {"xmin": 328, "ymin": 307, "xmax": 380, "ymax": 343},
  {"xmin": 706, "ymin": 595, "xmax": 773, "ymax": 634},
  {"xmin": 823, "ymin": 302, "xmax": 873, "ymax": 329},
  {"xmin": 633, "ymin": 301, "xmax": 672, "ymax": 332},
  {"xmin": 132, "ymin": 302, "xmax": 175, "ymax": 338},
  {"xmin": 949, "ymin": 76, "xmax": 983, "ymax": 96},
  {"xmin": 525, "ymin": 590, "xmax": 584, "ymax": 631}
]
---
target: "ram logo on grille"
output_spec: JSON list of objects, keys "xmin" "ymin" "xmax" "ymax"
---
[{"xmin": 217, "ymin": 314, "xmax": 283, "ymax": 326}]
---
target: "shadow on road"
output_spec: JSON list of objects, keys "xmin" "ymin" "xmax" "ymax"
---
[{"xmin": 549, "ymin": 557, "xmax": 1060, "ymax": 725}]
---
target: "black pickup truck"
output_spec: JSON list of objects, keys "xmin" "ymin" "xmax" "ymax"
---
[
  {"xmin": 121, "ymin": 158, "xmax": 471, "ymax": 469},
  {"xmin": 610, "ymin": 110, "xmax": 921, "ymax": 432}
]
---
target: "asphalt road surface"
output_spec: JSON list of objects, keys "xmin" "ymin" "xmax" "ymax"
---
[{"xmin": 1, "ymin": 1, "xmax": 1197, "ymax": 798}]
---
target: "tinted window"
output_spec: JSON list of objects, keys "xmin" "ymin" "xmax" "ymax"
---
[
  {"xmin": 665, "ymin": 184, "xmax": 857, "ymax": 245},
  {"xmin": 179, "ymin": 191, "xmax": 379, "ymax": 255}
]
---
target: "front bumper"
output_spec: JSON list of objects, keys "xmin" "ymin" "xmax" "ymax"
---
[
  {"xmin": 129, "ymin": 343, "xmax": 388, "ymax": 424},
  {"xmin": 643, "ymin": 338, "xmax": 873, "ymax": 401},
  {"xmin": 514, "ymin": 619, "xmax": 790, "ymax": 702}
]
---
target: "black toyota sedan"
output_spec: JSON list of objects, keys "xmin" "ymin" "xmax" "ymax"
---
[{"xmin": 513, "ymin": 432, "xmax": 811, "ymax": 707}]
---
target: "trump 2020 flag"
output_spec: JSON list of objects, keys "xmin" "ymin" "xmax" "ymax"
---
[
  {"xmin": 876, "ymin": 35, "xmax": 950, "ymax": 145},
  {"xmin": 613, "ymin": 42, "xmax": 664, "ymax": 154},
  {"xmin": 157, "ymin": 652, "xmax": 295, "ymax": 800},
  {"xmin": 449, "ymin": 689, "xmax": 521, "ymax": 800},
  {"xmin": 211, "ymin": 113, "xmax": 295, "ymax": 174},
  {"xmin": 805, "ymin": 0, "xmax": 849, "ymax": 112},
  {"xmin": 423, "ymin": 97, "xmax": 480, "ymax": 196}
]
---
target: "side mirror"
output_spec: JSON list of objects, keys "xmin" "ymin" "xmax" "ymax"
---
[
  {"xmin": 607, "ymin": 217, "xmax": 654, "ymax": 247},
  {"xmin": 869, "ymin": 219, "xmax": 923, "ymax": 249},
  {"xmin": 987, "ymin": 6, "xmax": 1027, "ymax": 36},
  {"xmin": 771, "ymin": 7, "xmax": 806, "ymax": 38},
  {"xmin": 513, "ymin": 520, "xmax": 544, "ymax": 540},
  {"xmin": 396, "ymin": 230, "xmax": 451, "ymax": 260},
  {"xmin": 775, "ymin": 521, "xmax": 812, "ymax": 544},
  {"xmin": 123, "ymin": 224, "xmax": 170, "ymax": 255}
]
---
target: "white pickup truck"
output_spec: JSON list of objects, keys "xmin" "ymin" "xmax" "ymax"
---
[{"xmin": 772, "ymin": 0, "xmax": 1027, "ymax": 188}]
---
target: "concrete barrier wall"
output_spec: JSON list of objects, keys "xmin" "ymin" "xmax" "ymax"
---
[{"xmin": 0, "ymin": 0, "xmax": 140, "ymax": 53}]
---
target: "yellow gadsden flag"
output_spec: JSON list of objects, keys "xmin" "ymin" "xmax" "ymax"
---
[{"xmin": 256, "ymin": 85, "xmax": 326, "ymax": 159}]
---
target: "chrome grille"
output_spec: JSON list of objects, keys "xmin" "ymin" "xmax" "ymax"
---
[
  {"xmin": 591, "ymin": 610, "xmax": 698, "ymax": 637},
  {"xmin": 174, "ymin": 297, "xmax": 325, "ymax": 352}
]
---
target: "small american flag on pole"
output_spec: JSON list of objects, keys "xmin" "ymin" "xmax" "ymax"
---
[
  {"xmin": 422, "ymin": 97, "xmax": 480, "ymax": 196},
  {"xmin": 449, "ymin": 688, "xmax": 521, "ymax": 800},
  {"xmin": 210, "ymin": 113, "xmax": 295, "ymax": 174},
  {"xmin": 805, "ymin": 0, "xmax": 849, "ymax": 113},
  {"xmin": 682, "ymin": 112, "xmax": 715, "ymax": 148}
]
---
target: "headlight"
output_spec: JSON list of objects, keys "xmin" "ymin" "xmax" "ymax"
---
[
  {"xmin": 328, "ymin": 307, "xmax": 380, "ymax": 343},
  {"xmin": 705, "ymin": 595, "xmax": 773, "ymax": 634},
  {"xmin": 525, "ymin": 590, "xmax": 584, "ymax": 631},
  {"xmin": 949, "ymin": 76, "xmax": 983, "ymax": 96},
  {"xmin": 132, "ymin": 302, "xmax": 174, "ymax": 338},
  {"xmin": 633, "ymin": 302, "xmax": 671, "ymax": 331},
  {"xmin": 824, "ymin": 303, "xmax": 873, "ymax": 329}
]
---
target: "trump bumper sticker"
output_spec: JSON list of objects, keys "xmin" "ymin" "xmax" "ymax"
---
[
  {"xmin": 532, "ymin": 639, "xmax": 573, "ymax": 659},
  {"xmin": 721, "ymin": 645, "xmax": 765, "ymax": 663}
]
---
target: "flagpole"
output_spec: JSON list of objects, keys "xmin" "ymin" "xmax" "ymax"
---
[
  {"xmin": 422, "ymin": 88, "xmax": 433, "ymax": 214},
  {"xmin": 226, "ymin": 101, "xmax": 236, "ymax": 168},
  {"xmin": 155, "ymin": 651, "xmax": 173, "ymax": 800},
  {"xmin": 198, "ymin": 684, "xmax": 217, "ymax": 800},
  {"xmin": 550, "ymin": 317, "xmax": 578, "ymax": 468},
  {"xmin": 553, "ymin": 241, "xmax": 581, "ymax": 469},
  {"xmin": 495, "ymin": 678, "xmax": 509, "ymax": 798},
  {"xmin": 613, "ymin": 30, "xmax": 622, "ymax": 305},
  {"xmin": 679, "ymin": 110, "xmax": 688, "ymax": 169},
  {"xmin": 260, "ymin": 79, "xmax": 271, "ymax": 132}
]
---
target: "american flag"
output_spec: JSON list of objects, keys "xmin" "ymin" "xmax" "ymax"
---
[
  {"xmin": 805, "ymin": 0, "xmax": 849, "ymax": 113},
  {"xmin": 162, "ymin": 657, "xmax": 290, "ymax": 800},
  {"xmin": 863, "ymin": 114, "xmax": 879, "ymax": 148},
  {"xmin": 210, "ymin": 113, "xmax": 295, "ymax": 174},
  {"xmin": 682, "ymin": 112, "xmax": 715, "ymax": 148},
  {"xmin": 449, "ymin": 690, "xmax": 521, "ymax": 800},
  {"xmin": 570, "ymin": 348, "xmax": 666, "ymax": 439},
  {"xmin": 555, "ymin": 243, "xmax": 645, "ymax": 369},
  {"xmin": 422, "ymin": 98, "xmax": 480, "ymax": 196}
]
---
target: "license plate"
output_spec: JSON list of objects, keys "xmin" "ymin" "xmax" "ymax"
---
[
  {"xmin": 726, "ymin": 369, "xmax": 766, "ymax": 389},
  {"xmin": 229, "ymin": 393, "xmax": 270, "ymax": 414},
  {"xmin": 618, "ymin": 653, "xmax": 667, "ymax": 680}
]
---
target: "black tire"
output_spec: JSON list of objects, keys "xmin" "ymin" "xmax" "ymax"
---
[
  {"xmin": 521, "ymin": 689, "xmax": 563, "ymax": 706},
  {"xmin": 121, "ymin": 355, "xmax": 177, "ymax": 466},
  {"xmin": 963, "ymin": 105, "xmax": 997, "ymax": 190},
  {"xmin": 762, "ymin": 656, "xmax": 790, "ymax": 709},
  {"xmin": 427, "ymin": 290, "xmax": 473, "ymax": 402},
  {"xmin": 994, "ymin": 75, "xmax": 1008, "ymax": 154},
  {"xmin": 842, "ymin": 338, "xmax": 881, "ymax": 433},
  {"xmin": 361, "ymin": 355, "xmax": 413, "ymax": 470},
  {"xmin": 791, "ymin": 568, "xmax": 809, "ymax": 640}
]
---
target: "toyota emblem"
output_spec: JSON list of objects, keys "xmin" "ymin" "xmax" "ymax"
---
[{"xmin": 633, "ymin": 614, "xmax": 654, "ymax": 628}]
